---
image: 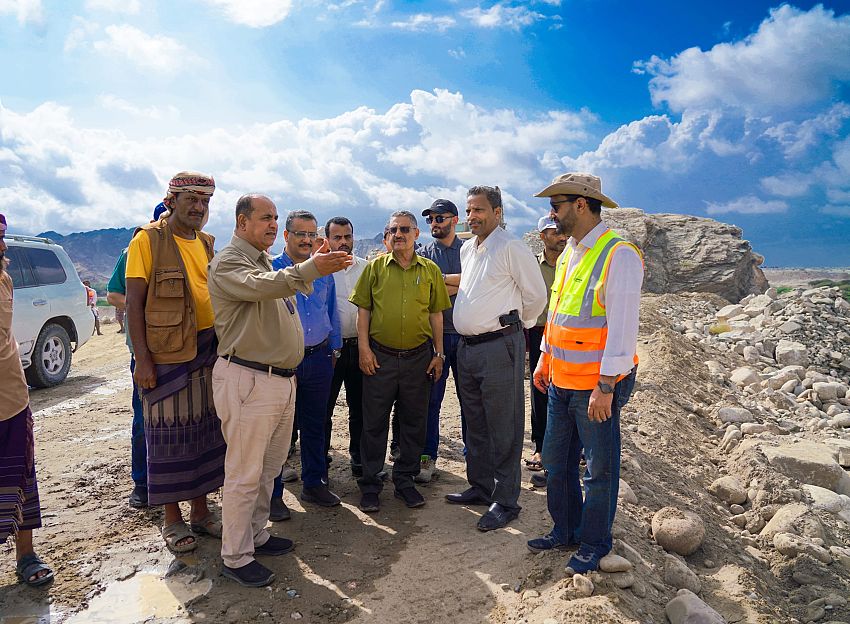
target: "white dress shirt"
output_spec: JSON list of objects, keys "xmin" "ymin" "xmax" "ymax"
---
[
  {"xmin": 560, "ymin": 221, "xmax": 643, "ymax": 376},
  {"xmin": 454, "ymin": 227, "xmax": 547, "ymax": 335},
  {"xmin": 332, "ymin": 255, "xmax": 368, "ymax": 339}
]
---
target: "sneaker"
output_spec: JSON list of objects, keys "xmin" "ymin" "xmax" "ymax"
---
[
  {"xmin": 300, "ymin": 485, "xmax": 341, "ymax": 507},
  {"xmin": 527, "ymin": 533, "xmax": 576, "ymax": 554},
  {"xmin": 128, "ymin": 484, "xmax": 148, "ymax": 509},
  {"xmin": 414, "ymin": 455, "xmax": 435, "ymax": 483},
  {"xmin": 280, "ymin": 463, "xmax": 298, "ymax": 483},
  {"xmin": 530, "ymin": 471, "xmax": 547, "ymax": 488},
  {"xmin": 565, "ymin": 546, "xmax": 604, "ymax": 575},
  {"xmin": 394, "ymin": 487, "xmax": 425, "ymax": 508},
  {"xmin": 358, "ymin": 492, "xmax": 380, "ymax": 512},
  {"xmin": 389, "ymin": 446, "xmax": 401, "ymax": 462},
  {"xmin": 269, "ymin": 496, "xmax": 291, "ymax": 522}
]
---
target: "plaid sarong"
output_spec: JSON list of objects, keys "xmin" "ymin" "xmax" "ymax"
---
[
  {"xmin": 141, "ymin": 328, "xmax": 226, "ymax": 505},
  {"xmin": 0, "ymin": 406, "xmax": 41, "ymax": 543}
]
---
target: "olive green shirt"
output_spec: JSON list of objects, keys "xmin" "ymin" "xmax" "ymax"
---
[
  {"xmin": 536, "ymin": 251, "xmax": 558, "ymax": 327},
  {"xmin": 349, "ymin": 252, "xmax": 451, "ymax": 350},
  {"xmin": 207, "ymin": 235, "xmax": 322, "ymax": 369}
]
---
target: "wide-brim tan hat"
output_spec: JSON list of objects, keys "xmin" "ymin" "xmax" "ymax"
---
[{"xmin": 534, "ymin": 172, "xmax": 618, "ymax": 208}]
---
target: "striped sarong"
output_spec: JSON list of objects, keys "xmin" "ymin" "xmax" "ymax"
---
[
  {"xmin": 141, "ymin": 328, "xmax": 226, "ymax": 505},
  {"xmin": 0, "ymin": 406, "xmax": 41, "ymax": 543}
]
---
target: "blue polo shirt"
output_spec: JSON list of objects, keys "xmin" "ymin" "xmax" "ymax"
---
[{"xmin": 419, "ymin": 236, "xmax": 463, "ymax": 334}]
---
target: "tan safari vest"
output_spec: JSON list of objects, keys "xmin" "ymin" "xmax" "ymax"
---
[{"xmin": 141, "ymin": 219, "xmax": 214, "ymax": 364}]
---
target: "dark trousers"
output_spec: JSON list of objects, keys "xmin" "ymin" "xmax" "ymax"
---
[
  {"xmin": 325, "ymin": 339, "xmax": 363, "ymax": 464},
  {"xmin": 129, "ymin": 356, "xmax": 147, "ymax": 487},
  {"xmin": 422, "ymin": 332, "xmax": 464, "ymax": 459},
  {"xmin": 527, "ymin": 326, "xmax": 548, "ymax": 454},
  {"xmin": 273, "ymin": 345, "xmax": 333, "ymax": 495},
  {"xmin": 358, "ymin": 343, "xmax": 431, "ymax": 494},
  {"xmin": 457, "ymin": 330, "xmax": 526, "ymax": 511}
]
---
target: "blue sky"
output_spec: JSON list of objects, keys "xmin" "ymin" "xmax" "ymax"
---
[{"xmin": 1, "ymin": 0, "xmax": 849, "ymax": 266}]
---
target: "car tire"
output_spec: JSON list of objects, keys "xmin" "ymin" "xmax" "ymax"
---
[{"xmin": 24, "ymin": 323, "xmax": 73, "ymax": 388}]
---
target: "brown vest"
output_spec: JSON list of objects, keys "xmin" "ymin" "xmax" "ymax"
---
[{"xmin": 141, "ymin": 219, "xmax": 214, "ymax": 364}]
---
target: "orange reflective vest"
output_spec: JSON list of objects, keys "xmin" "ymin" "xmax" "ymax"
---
[{"xmin": 541, "ymin": 228, "xmax": 640, "ymax": 391}]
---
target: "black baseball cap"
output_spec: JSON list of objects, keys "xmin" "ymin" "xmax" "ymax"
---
[{"xmin": 421, "ymin": 198, "xmax": 458, "ymax": 217}]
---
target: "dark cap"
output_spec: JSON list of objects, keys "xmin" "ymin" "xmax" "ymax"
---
[
  {"xmin": 152, "ymin": 202, "xmax": 167, "ymax": 221},
  {"xmin": 421, "ymin": 198, "xmax": 458, "ymax": 217}
]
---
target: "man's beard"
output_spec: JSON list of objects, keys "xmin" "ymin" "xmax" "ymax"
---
[
  {"xmin": 337, "ymin": 245, "xmax": 351, "ymax": 253},
  {"xmin": 432, "ymin": 227, "xmax": 449, "ymax": 239}
]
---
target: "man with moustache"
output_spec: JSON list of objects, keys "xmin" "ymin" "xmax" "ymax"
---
[
  {"xmin": 416, "ymin": 199, "xmax": 464, "ymax": 483},
  {"xmin": 323, "ymin": 217, "xmax": 370, "ymax": 477},
  {"xmin": 528, "ymin": 173, "xmax": 642, "ymax": 575},
  {"xmin": 350, "ymin": 211, "xmax": 450, "ymax": 512},
  {"xmin": 126, "ymin": 171, "xmax": 225, "ymax": 554},
  {"xmin": 209, "ymin": 195, "xmax": 351, "ymax": 587},
  {"xmin": 269, "ymin": 211, "xmax": 343, "ymax": 513},
  {"xmin": 526, "ymin": 216, "xmax": 567, "ymax": 488},
  {"xmin": 449, "ymin": 185, "xmax": 547, "ymax": 531}
]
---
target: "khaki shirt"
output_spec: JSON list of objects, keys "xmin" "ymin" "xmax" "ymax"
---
[
  {"xmin": 535, "ymin": 251, "xmax": 558, "ymax": 327},
  {"xmin": 0, "ymin": 271, "xmax": 29, "ymax": 421},
  {"xmin": 207, "ymin": 236, "xmax": 322, "ymax": 369},
  {"xmin": 349, "ymin": 253, "xmax": 451, "ymax": 350}
]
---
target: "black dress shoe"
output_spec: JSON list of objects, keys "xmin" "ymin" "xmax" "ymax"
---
[
  {"xmin": 394, "ymin": 487, "xmax": 425, "ymax": 508},
  {"xmin": 301, "ymin": 485, "xmax": 341, "ymax": 507},
  {"xmin": 222, "ymin": 561, "xmax": 275, "ymax": 587},
  {"xmin": 255, "ymin": 535, "xmax": 295, "ymax": 556},
  {"xmin": 477, "ymin": 503, "xmax": 519, "ymax": 531},
  {"xmin": 128, "ymin": 485, "xmax": 148, "ymax": 509},
  {"xmin": 269, "ymin": 496, "xmax": 291, "ymax": 522},
  {"xmin": 445, "ymin": 487, "xmax": 492, "ymax": 506}
]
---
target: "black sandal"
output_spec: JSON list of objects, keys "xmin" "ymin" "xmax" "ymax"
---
[{"xmin": 16, "ymin": 553, "xmax": 54, "ymax": 587}]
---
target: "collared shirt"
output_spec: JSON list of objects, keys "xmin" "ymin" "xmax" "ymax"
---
[
  {"xmin": 453, "ymin": 227, "xmax": 547, "ymax": 335},
  {"xmin": 560, "ymin": 220, "xmax": 643, "ymax": 377},
  {"xmin": 207, "ymin": 235, "xmax": 321, "ymax": 369},
  {"xmin": 535, "ymin": 251, "xmax": 558, "ymax": 327},
  {"xmin": 419, "ymin": 236, "xmax": 463, "ymax": 334},
  {"xmin": 272, "ymin": 250, "xmax": 341, "ymax": 350},
  {"xmin": 0, "ymin": 272, "xmax": 29, "ymax": 421},
  {"xmin": 333, "ymin": 255, "xmax": 368, "ymax": 339},
  {"xmin": 349, "ymin": 253, "xmax": 451, "ymax": 350}
]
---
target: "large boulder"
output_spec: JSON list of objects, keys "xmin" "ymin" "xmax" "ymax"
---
[
  {"xmin": 762, "ymin": 442, "xmax": 849, "ymax": 493},
  {"xmin": 652, "ymin": 507, "xmax": 706, "ymax": 556},
  {"xmin": 665, "ymin": 589, "xmax": 726, "ymax": 624},
  {"xmin": 523, "ymin": 208, "xmax": 767, "ymax": 302}
]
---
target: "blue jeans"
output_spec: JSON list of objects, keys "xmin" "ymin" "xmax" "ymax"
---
[
  {"xmin": 543, "ymin": 370, "xmax": 635, "ymax": 554},
  {"xmin": 273, "ymin": 345, "xmax": 334, "ymax": 496},
  {"xmin": 129, "ymin": 356, "xmax": 147, "ymax": 487},
  {"xmin": 423, "ymin": 332, "xmax": 464, "ymax": 459}
]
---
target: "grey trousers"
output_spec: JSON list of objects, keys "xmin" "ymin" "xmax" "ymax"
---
[
  {"xmin": 457, "ymin": 330, "xmax": 525, "ymax": 511},
  {"xmin": 358, "ymin": 344, "xmax": 431, "ymax": 494}
]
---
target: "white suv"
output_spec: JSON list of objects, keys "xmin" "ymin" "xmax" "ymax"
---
[{"xmin": 5, "ymin": 234, "xmax": 94, "ymax": 387}]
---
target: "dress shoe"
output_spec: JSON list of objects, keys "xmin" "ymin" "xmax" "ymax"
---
[
  {"xmin": 527, "ymin": 532, "xmax": 577, "ymax": 553},
  {"xmin": 476, "ymin": 503, "xmax": 519, "ymax": 532},
  {"xmin": 128, "ymin": 484, "xmax": 148, "ymax": 509},
  {"xmin": 300, "ymin": 485, "xmax": 341, "ymax": 507},
  {"xmin": 269, "ymin": 496, "xmax": 291, "ymax": 522},
  {"xmin": 254, "ymin": 535, "xmax": 295, "ymax": 556},
  {"xmin": 394, "ymin": 487, "xmax": 425, "ymax": 508},
  {"xmin": 358, "ymin": 492, "xmax": 380, "ymax": 512},
  {"xmin": 445, "ymin": 487, "xmax": 492, "ymax": 506}
]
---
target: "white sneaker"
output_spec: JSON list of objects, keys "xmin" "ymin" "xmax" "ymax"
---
[
  {"xmin": 280, "ymin": 462, "xmax": 299, "ymax": 483},
  {"xmin": 414, "ymin": 455, "xmax": 435, "ymax": 483}
]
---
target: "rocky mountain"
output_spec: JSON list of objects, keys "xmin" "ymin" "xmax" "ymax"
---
[
  {"xmin": 38, "ymin": 227, "xmax": 137, "ymax": 285},
  {"xmin": 523, "ymin": 208, "xmax": 769, "ymax": 303}
]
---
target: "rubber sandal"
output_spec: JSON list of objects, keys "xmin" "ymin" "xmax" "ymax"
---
[
  {"xmin": 524, "ymin": 458, "xmax": 543, "ymax": 472},
  {"xmin": 190, "ymin": 512, "xmax": 222, "ymax": 538},
  {"xmin": 16, "ymin": 553, "xmax": 54, "ymax": 587},
  {"xmin": 162, "ymin": 521, "xmax": 197, "ymax": 553}
]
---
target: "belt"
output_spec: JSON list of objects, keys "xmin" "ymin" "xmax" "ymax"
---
[
  {"xmin": 304, "ymin": 338, "xmax": 329, "ymax": 357},
  {"xmin": 224, "ymin": 355, "xmax": 296, "ymax": 377},
  {"xmin": 461, "ymin": 323, "xmax": 521, "ymax": 346},
  {"xmin": 343, "ymin": 337, "xmax": 359, "ymax": 347},
  {"xmin": 369, "ymin": 339, "xmax": 432, "ymax": 358}
]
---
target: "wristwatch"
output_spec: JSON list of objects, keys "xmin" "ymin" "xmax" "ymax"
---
[
  {"xmin": 434, "ymin": 352, "xmax": 446, "ymax": 361},
  {"xmin": 597, "ymin": 380, "xmax": 614, "ymax": 394},
  {"xmin": 332, "ymin": 349, "xmax": 342, "ymax": 358}
]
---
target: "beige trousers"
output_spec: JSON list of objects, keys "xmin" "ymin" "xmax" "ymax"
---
[{"xmin": 212, "ymin": 358, "xmax": 296, "ymax": 569}]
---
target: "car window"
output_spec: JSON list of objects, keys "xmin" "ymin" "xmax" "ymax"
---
[
  {"xmin": 25, "ymin": 248, "xmax": 67, "ymax": 286},
  {"xmin": 5, "ymin": 246, "xmax": 38, "ymax": 289}
]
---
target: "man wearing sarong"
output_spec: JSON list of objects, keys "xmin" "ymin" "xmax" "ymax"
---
[
  {"xmin": 0, "ymin": 213, "xmax": 54, "ymax": 587},
  {"xmin": 126, "ymin": 172, "xmax": 226, "ymax": 553}
]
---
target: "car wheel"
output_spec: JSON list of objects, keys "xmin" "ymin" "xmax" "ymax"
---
[{"xmin": 24, "ymin": 324, "xmax": 72, "ymax": 388}]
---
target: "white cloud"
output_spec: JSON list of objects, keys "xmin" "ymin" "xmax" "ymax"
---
[
  {"xmin": 200, "ymin": 0, "xmax": 292, "ymax": 28},
  {"xmin": 821, "ymin": 204, "xmax": 850, "ymax": 217},
  {"xmin": 759, "ymin": 173, "xmax": 811, "ymax": 198},
  {"xmin": 92, "ymin": 24, "xmax": 202, "ymax": 74},
  {"xmin": 0, "ymin": 0, "xmax": 42, "ymax": 25},
  {"xmin": 390, "ymin": 13, "xmax": 455, "ymax": 32},
  {"xmin": 84, "ymin": 0, "xmax": 140, "ymax": 14},
  {"xmin": 98, "ymin": 94, "xmax": 180, "ymax": 121},
  {"xmin": 705, "ymin": 196, "xmax": 788, "ymax": 215},
  {"xmin": 448, "ymin": 47, "xmax": 466, "ymax": 59},
  {"xmin": 462, "ymin": 3, "xmax": 546, "ymax": 30},
  {"xmin": 636, "ymin": 5, "xmax": 850, "ymax": 113},
  {"xmin": 64, "ymin": 16, "xmax": 100, "ymax": 53}
]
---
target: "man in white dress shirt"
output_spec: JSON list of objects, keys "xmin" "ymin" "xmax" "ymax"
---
[
  {"xmin": 527, "ymin": 172, "xmax": 642, "ymax": 576},
  {"xmin": 449, "ymin": 185, "xmax": 547, "ymax": 531},
  {"xmin": 323, "ymin": 216, "xmax": 370, "ymax": 477}
]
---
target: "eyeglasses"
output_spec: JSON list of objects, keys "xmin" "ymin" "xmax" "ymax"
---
[
  {"xmin": 287, "ymin": 230, "xmax": 318, "ymax": 239},
  {"xmin": 550, "ymin": 196, "xmax": 581, "ymax": 211},
  {"xmin": 388, "ymin": 226, "xmax": 413, "ymax": 234},
  {"xmin": 425, "ymin": 215, "xmax": 453, "ymax": 224}
]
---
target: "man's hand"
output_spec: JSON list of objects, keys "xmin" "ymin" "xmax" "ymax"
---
[
  {"xmin": 588, "ymin": 387, "xmax": 614, "ymax": 422},
  {"xmin": 312, "ymin": 238, "xmax": 353, "ymax": 276},
  {"xmin": 532, "ymin": 358, "xmax": 549, "ymax": 394},
  {"xmin": 359, "ymin": 347, "xmax": 380, "ymax": 376},
  {"xmin": 133, "ymin": 354, "xmax": 157, "ymax": 390},
  {"xmin": 426, "ymin": 356, "xmax": 443, "ymax": 382}
]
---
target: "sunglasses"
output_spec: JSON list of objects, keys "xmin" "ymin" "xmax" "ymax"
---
[
  {"xmin": 287, "ymin": 230, "xmax": 318, "ymax": 239},
  {"xmin": 550, "ymin": 196, "xmax": 581, "ymax": 211},
  {"xmin": 388, "ymin": 226, "xmax": 413, "ymax": 234},
  {"xmin": 425, "ymin": 215, "xmax": 453, "ymax": 224}
]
